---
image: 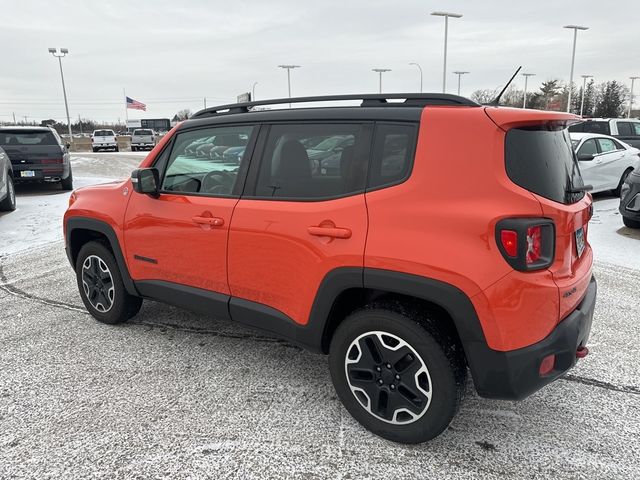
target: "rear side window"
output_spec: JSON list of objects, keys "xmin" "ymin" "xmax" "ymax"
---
[
  {"xmin": 617, "ymin": 122, "xmax": 633, "ymax": 136},
  {"xmin": 634, "ymin": 123, "xmax": 640, "ymax": 135},
  {"xmin": 580, "ymin": 122, "xmax": 610, "ymax": 135},
  {"xmin": 368, "ymin": 123, "xmax": 417, "ymax": 190},
  {"xmin": 253, "ymin": 123, "xmax": 368, "ymax": 200},
  {"xmin": 505, "ymin": 126, "xmax": 585, "ymax": 204},
  {"xmin": 597, "ymin": 138, "xmax": 618, "ymax": 152}
]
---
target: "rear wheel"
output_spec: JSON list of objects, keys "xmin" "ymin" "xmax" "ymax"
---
[
  {"xmin": 114, "ymin": 146, "xmax": 119, "ymax": 152},
  {"xmin": 623, "ymin": 216, "xmax": 640, "ymax": 229},
  {"xmin": 329, "ymin": 305, "xmax": 466, "ymax": 444},
  {"xmin": 92, "ymin": 147, "xmax": 98, "ymax": 152},
  {"xmin": 76, "ymin": 241, "xmax": 142, "ymax": 324},
  {"xmin": 131, "ymin": 146, "xmax": 137, "ymax": 152},
  {"xmin": 614, "ymin": 168, "xmax": 633, "ymax": 197},
  {"xmin": 60, "ymin": 169, "xmax": 73, "ymax": 191},
  {"xmin": 0, "ymin": 174, "xmax": 16, "ymax": 211}
]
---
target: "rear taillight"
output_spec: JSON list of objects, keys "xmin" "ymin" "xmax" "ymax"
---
[
  {"xmin": 496, "ymin": 218, "xmax": 555, "ymax": 271},
  {"xmin": 41, "ymin": 158, "xmax": 63, "ymax": 164}
]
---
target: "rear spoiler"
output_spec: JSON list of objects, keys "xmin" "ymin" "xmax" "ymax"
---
[{"xmin": 484, "ymin": 107, "xmax": 582, "ymax": 131}]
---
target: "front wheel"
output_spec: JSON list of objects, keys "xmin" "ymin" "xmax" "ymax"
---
[
  {"xmin": 623, "ymin": 216, "xmax": 640, "ymax": 229},
  {"xmin": 0, "ymin": 174, "xmax": 16, "ymax": 211},
  {"xmin": 329, "ymin": 306, "xmax": 466, "ymax": 444},
  {"xmin": 76, "ymin": 241, "xmax": 142, "ymax": 324},
  {"xmin": 614, "ymin": 168, "xmax": 633, "ymax": 197}
]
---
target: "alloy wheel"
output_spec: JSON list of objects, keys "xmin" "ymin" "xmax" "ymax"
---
[{"xmin": 81, "ymin": 255, "xmax": 115, "ymax": 313}]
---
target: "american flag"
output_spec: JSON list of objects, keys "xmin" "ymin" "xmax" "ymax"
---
[{"xmin": 126, "ymin": 96, "xmax": 146, "ymax": 111}]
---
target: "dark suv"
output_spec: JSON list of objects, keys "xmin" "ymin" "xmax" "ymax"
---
[
  {"xmin": 0, "ymin": 126, "xmax": 73, "ymax": 190},
  {"xmin": 620, "ymin": 170, "xmax": 640, "ymax": 228},
  {"xmin": 64, "ymin": 94, "xmax": 595, "ymax": 444}
]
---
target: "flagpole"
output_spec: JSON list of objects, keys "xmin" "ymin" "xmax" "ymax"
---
[{"xmin": 123, "ymin": 88, "xmax": 128, "ymax": 131}]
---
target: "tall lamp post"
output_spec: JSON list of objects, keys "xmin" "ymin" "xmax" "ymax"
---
[
  {"xmin": 278, "ymin": 65, "xmax": 300, "ymax": 107},
  {"xmin": 409, "ymin": 63, "xmax": 423, "ymax": 92},
  {"xmin": 372, "ymin": 68, "xmax": 391, "ymax": 93},
  {"xmin": 431, "ymin": 11, "xmax": 463, "ymax": 93},
  {"xmin": 48, "ymin": 47, "xmax": 73, "ymax": 143},
  {"xmin": 252, "ymin": 82, "xmax": 258, "ymax": 101},
  {"xmin": 628, "ymin": 76, "xmax": 640, "ymax": 118},
  {"xmin": 563, "ymin": 25, "xmax": 589, "ymax": 113},
  {"xmin": 579, "ymin": 74, "xmax": 593, "ymax": 117},
  {"xmin": 452, "ymin": 71, "xmax": 469, "ymax": 96},
  {"xmin": 522, "ymin": 72, "xmax": 536, "ymax": 108}
]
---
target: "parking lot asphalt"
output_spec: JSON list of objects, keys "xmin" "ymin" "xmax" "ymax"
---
[{"xmin": 0, "ymin": 154, "xmax": 639, "ymax": 479}]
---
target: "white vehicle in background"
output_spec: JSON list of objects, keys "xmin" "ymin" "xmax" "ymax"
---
[
  {"xmin": 130, "ymin": 129, "xmax": 156, "ymax": 151},
  {"xmin": 571, "ymin": 132, "xmax": 640, "ymax": 195},
  {"xmin": 91, "ymin": 129, "xmax": 118, "ymax": 152}
]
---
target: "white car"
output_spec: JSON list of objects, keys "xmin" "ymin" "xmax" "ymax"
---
[
  {"xmin": 91, "ymin": 129, "xmax": 119, "ymax": 152},
  {"xmin": 571, "ymin": 132, "xmax": 640, "ymax": 195}
]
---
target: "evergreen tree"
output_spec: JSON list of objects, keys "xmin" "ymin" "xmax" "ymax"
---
[{"xmin": 594, "ymin": 81, "xmax": 627, "ymax": 117}]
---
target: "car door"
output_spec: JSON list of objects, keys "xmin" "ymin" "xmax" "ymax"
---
[
  {"xmin": 123, "ymin": 124, "xmax": 257, "ymax": 297},
  {"xmin": 227, "ymin": 122, "xmax": 371, "ymax": 327},
  {"xmin": 596, "ymin": 137, "xmax": 625, "ymax": 189},
  {"xmin": 576, "ymin": 139, "xmax": 603, "ymax": 191}
]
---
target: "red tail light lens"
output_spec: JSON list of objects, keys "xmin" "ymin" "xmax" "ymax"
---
[
  {"xmin": 500, "ymin": 230, "xmax": 518, "ymax": 257},
  {"xmin": 41, "ymin": 158, "xmax": 63, "ymax": 164},
  {"xmin": 496, "ymin": 219, "xmax": 555, "ymax": 271}
]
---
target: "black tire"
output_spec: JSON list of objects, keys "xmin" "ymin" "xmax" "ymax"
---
[
  {"xmin": 75, "ymin": 241, "xmax": 142, "ymax": 324},
  {"xmin": 60, "ymin": 169, "xmax": 73, "ymax": 191},
  {"xmin": 329, "ymin": 304, "xmax": 466, "ymax": 444},
  {"xmin": 131, "ymin": 146, "xmax": 137, "ymax": 152},
  {"xmin": 0, "ymin": 174, "xmax": 16, "ymax": 211},
  {"xmin": 92, "ymin": 147, "xmax": 98, "ymax": 152},
  {"xmin": 114, "ymin": 146, "xmax": 119, "ymax": 152},
  {"xmin": 623, "ymin": 216, "xmax": 640, "ymax": 229},
  {"xmin": 614, "ymin": 168, "xmax": 633, "ymax": 197}
]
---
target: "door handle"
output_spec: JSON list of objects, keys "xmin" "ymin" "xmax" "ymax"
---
[
  {"xmin": 192, "ymin": 216, "xmax": 224, "ymax": 227},
  {"xmin": 307, "ymin": 225, "xmax": 352, "ymax": 239}
]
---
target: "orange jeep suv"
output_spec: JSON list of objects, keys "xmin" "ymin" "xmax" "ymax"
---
[{"xmin": 64, "ymin": 94, "xmax": 596, "ymax": 443}]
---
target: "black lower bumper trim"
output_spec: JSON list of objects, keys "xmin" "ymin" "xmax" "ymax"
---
[{"xmin": 469, "ymin": 275, "xmax": 597, "ymax": 400}]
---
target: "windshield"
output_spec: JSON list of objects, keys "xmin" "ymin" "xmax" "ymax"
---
[
  {"xmin": 505, "ymin": 126, "xmax": 585, "ymax": 204},
  {"xmin": 0, "ymin": 130, "xmax": 58, "ymax": 146}
]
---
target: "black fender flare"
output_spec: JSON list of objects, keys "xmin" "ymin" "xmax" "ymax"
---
[{"xmin": 65, "ymin": 216, "xmax": 138, "ymax": 295}]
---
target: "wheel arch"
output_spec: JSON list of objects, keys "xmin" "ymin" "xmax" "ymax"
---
[{"xmin": 65, "ymin": 217, "xmax": 137, "ymax": 295}]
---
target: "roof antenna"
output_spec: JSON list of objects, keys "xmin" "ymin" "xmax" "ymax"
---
[{"xmin": 488, "ymin": 66, "xmax": 522, "ymax": 106}]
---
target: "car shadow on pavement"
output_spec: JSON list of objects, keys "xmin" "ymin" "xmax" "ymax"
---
[
  {"xmin": 14, "ymin": 182, "xmax": 66, "ymax": 197},
  {"xmin": 616, "ymin": 226, "xmax": 640, "ymax": 240}
]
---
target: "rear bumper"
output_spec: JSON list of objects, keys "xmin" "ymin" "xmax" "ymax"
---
[
  {"xmin": 12, "ymin": 163, "xmax": 71, "ymax": 182},
  {"xmin": 468, "ymin": 275, "xmax": 596, "ymax": 400}
]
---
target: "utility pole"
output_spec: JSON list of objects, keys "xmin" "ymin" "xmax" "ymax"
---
[
  {"xmin": 409, "ymin": 63, "xmax": 423, "ymax": 92},
  {"xmin": 522, "ymin": 73, "xmax": 536, "ymax": 108},
  {"xmin": 629, "ymin": 76, "xmax": 640, "ymax": 118},
  {"xmin": 579, "ymin": 75, "xmax": 593, "ymax": 116},
  {"xmin": 252, "ymin": 82, "xmax": 258, "ymax": 101},
  {"xmin": 48, "ymin": 48, "xmax": 73, "ymax": 142},
  {"xmin": 431, "ymin": 11, "xmax": 463, "ymax": 93},
  {"xmin": 204, "ymin": 97, "xmax": 207, "ymax": 109},
  {"xmin": 452, "ymin": 71, "xmax": 469, "ymax": 96}
]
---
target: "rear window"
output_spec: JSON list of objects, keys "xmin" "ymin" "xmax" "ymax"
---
[
  {"xmin": 0, "ymin": 130, "xmax": 58, "ymax": 146},
  {"xmin": 134, "ymin": 129, "xmax": 153, "ymax": 135},
  {"xmin": 94, "ymin": 130, "xmax": 114, "ymax": 136},
  {"xmin": 505, "ymin": 126, "xmax": 585, "ymax": 204}
]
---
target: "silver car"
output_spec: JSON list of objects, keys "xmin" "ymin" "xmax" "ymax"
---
[{"xmin": 0, "ymin": 146, "xmax": 16, "ymax": 211}]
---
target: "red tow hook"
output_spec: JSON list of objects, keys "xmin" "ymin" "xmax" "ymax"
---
[{"xmin": 576, "ymin": 346, "xmax": 589, "ymax": 359}]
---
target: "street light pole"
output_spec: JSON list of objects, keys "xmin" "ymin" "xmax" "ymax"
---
[
  {"xmin": 522, "ymin": 73, "xmax": 536, "ymax": 108},
  {"xmin": 48, "ymin": 47, "xmax": 73, "ymax": 144},
  {"xmin": 580, "ymin": 74, "xmax": 593, "ymax": 117},
  {"xmin": 252, "ymin": 82, "xmax": 258, "ymax": 101},
  {"xmin": 278, "ymin": 65, "xmax": 300, "ymax": 108},
  {"xmin": 409, "ymin": 63, "xmax": 423, "ymax": 92},
  {"xmin": 452, "ymin": 71, "xmax": 469, "ymax": 96},
  {"xmin": 628, "ymin": 76, "xmax": 640, "ymax": 118},
  {"xmin": 372, "ymin": 68, "xmax": 391, "ymax": 93},
  {"xmin": 563, "ymin": 25, "xmax": 589, "ymax": 113},
  {"xmin": 431, "ymin": 11, "xmax": 462, "ymax": 93}
]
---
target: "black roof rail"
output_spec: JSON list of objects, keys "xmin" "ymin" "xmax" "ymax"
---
[{"xmin": 191, "ymin": 93, "xmax": 479, "ymax": 118}]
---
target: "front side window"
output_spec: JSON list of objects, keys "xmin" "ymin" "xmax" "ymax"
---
[
  {"xmin": 633, "ymin": 123, "xmax": 640, "ymax": 136},
  {"xmin": 254, "ymin": 123, "xmax": 367, "ymax": 200},
  {"xmin": 161, "ymin": 125, "xmax": 254, "ymax": 196},
  {"xmin": 597, "ymin": 138, "xmax": 617, "ymax": 153},
  {"xmin": 578, "ymin": 139, "xmax": 598, "ymax": 156},
  {"xmin": 580, "ymin": 122, "xmax": 611, "ymax": 135}
]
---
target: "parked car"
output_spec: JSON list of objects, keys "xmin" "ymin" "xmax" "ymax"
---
[
  {"xmin": 91, "ymin": 129, "xmax": 118, "ymax": 152},
  {"xmin": 569, "ymin": 118, "xmax": 640, "ymax": 149},
  {"xmin": 130, "ymin": 129, "xmax": 156, "ymax": 151},
  {"xmin": 0, "ymin": 146, "xmax": 16, "ymax": 211},
  {"xmin": 619, "ymin": 170, "xmax": 640, "ymax": 228},
  {"xmin": 0, "ymin": 126, "xmax": 73, "ymax": 190},
  {"xmin": 64, "ymin": 93, "xmax": 595, "ymax": 444},
  {"xmin": 570, "ymin": 132, "xmax": 640, "ymax": 195}
]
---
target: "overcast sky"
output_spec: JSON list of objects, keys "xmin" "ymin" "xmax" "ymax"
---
[{"xmin": 1, "ymin": 0, "xmax": 639, "ymax": 123}]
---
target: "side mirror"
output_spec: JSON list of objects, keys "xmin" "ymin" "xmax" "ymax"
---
[
  {"xmin": 578, "ymin": 153, "xmax": 594, "ymax": 161},
  {"xmin": 131, "ymin": 168, "xmax": 160, "ymax": 196}
]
